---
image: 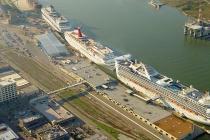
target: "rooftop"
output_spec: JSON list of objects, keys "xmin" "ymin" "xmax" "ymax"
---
[
  {"xmin": 36, "ymin": 124, "xmax": 69, "ymax": 140},
  {"xmin": 185, "ymin": 23, "xmax": 203, "ymax": 30},
  {"xmin": 36, "ymin": 32, "xmax": 69, "ymax": 57},
  {"xmin": 0, "ymin": 123, "xmax": 19, "ymax": 140},
  {"xmin": 0, "ymin": 79, "xmax": 15, "ymax": 87},
  {"xmin": 154, "ymin": 115, "xmax": 193, "ymax": 139},
  {"xmin": 30, "ymin": 96, "xmax": 74, "ymax": 124},
  {"xmin": 0, "ymin": 73, "xmax": 29, "ymax": 88},
  {"xmin": 22, "ymin": 114, "xmax": 43, "ymax": 124}
]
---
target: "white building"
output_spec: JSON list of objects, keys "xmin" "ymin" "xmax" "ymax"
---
[
  {"xmin": 0, "ymin": 123, "xmax": 19, "ymax": 140},
  {"xmin": 0, "ymin": 80, "xmax": 17, "ymax": 103}
]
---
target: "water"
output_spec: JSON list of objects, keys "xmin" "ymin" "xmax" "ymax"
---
[
  {"xmin": 38, "ymin": 0, "xmax": 210, "ymax": 138},
  {"xmin": 39, "ymin": 0, "xmax": 210, "ymax": 91}
]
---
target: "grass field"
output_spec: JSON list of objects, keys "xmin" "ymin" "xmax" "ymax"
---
[
  {"xmin": 4, "ymin": 52, "xmax": 65, "ymax": 90},
  {"xmin": 161, "ymin": 0, "xmax": 210, "ymax": 20}
]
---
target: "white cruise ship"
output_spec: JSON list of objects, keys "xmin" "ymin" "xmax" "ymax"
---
[
  {"xmin": 41, "ymin": 5, "xmax": 71, "ymax": 33},
  {"xmin": 64, "ymin": 28, "xmax": 130, "ymax": 66},
  {"xmin": 115, "ymin": 59, "xmax": 210, "ymax": 125}
]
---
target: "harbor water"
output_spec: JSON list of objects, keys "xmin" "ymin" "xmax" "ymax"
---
[
  {"xmin": 39, "ymin": 0, "xmax": 210, "ymax": 91},
  {"xmin": 38, "ymin": 0, "xmax": 210, "ymax": 139}
]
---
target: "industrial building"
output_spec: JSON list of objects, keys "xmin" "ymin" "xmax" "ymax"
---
[
  {"xmin": 36, "ymin": 124, "xmax": 70, "ymax": 140},
  {"xmin": 0, "ymin": 79, "xmax": 17, "ymax": 103},
  {"xmin": 30, "ymin": 95, "xmax": 75, "ymax": 125},
  {"xmin": 0, "ymin": 73, "xmax": 30, "ymax": 89},
  {"xmin": 0, "ymin": 123, "xmax": 19, "ymax": 140},
  {"xmin": 36, "ymin": 32, "xmax": 70, "ymax": 58},
  {"xmin": 19, "ymin": 114, "xmax": 47, "ymax": 131}
]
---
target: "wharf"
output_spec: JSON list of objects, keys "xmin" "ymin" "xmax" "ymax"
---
[{"xmin": 184, "ymin": 21, "xmax": 210, "ymax": 39}]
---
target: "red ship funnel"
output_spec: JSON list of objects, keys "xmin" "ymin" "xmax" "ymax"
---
[{"xmin": 77, "ymin": 27, "xmax": 82, "ymax": 38}]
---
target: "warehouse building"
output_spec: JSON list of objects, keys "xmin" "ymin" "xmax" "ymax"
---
[
  {"xmin": 30, "ymin": 95, "xmax": 75, "ymax": 125},
  {"xmin": 36, "ymin": 32, "xmax": 70, "ymax": 58}
]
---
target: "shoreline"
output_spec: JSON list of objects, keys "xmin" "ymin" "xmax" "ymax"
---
[{"xmin": 160, "ymin": 0, "xmax": 210, "ymax": 22}]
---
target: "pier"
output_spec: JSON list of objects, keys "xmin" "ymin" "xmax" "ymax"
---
[{"xmin": 184, "ymin": 21, "xmax": 210, "ymax": 39}]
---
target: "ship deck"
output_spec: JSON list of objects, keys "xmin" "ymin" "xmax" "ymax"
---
[{"xmin": 154, "ymin": 115, "xmax": 193, "ymax": 139}]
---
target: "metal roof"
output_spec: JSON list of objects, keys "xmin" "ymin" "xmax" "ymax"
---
[
  {"xmin": 37, "ymin": 32, "xmax": 69, "ymax": 57},
  {"xmin": 0, "ymin": 123, "xmax": 19, "ymax": 140}
]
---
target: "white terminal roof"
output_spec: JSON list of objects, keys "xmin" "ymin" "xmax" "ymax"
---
[
  {"xmin": 0, "ymin": 80, "xmax": 15, "ymax": 87},
  {"xmin": 188, "ymin": 24, "xmax": 203, "ymax": 30},
  {"xmin": 0, "ymin": 123, "xmax": 19, "ymax": 140},
  {"xmin": 36, "ymin": 32, "xmax": 69, "ymax": 57}
]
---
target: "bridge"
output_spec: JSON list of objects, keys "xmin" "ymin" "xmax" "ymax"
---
[{"xmin": 47, "ymin": 81, "xmax": 85, "ymax": 95}]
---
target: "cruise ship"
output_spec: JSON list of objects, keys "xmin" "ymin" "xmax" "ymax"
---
[
  {"xmin": 41, "ymin": 5, "xmax": 71, "ymax": 33},
  {"xmin": 115, "ymin": 59, "xmax": 210, "ymax": 125},
  {"xmin": 64, "ymin": 28, "xmax": 130, "ymax": 66},
  {"xmin": 148, "ymin": 0, "xmax": 164, "ymax": 9}
]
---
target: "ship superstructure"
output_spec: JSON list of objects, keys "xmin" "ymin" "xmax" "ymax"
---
[
  {"xmin": 41, "ymin": 5, "xmax": 70, "ymax": 33},
  {"xmin": 115, "ymin": 59, "xmax": 210, "ymax": 125},
  {"xmin": 64, "ymin": 28, "xmax": 130, "ymax": 66}
]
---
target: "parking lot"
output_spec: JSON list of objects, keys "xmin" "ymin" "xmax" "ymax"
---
[
  {"xmin": 63, "ymin": 58, "xmax": 171, "ymax": 123},
  {"xmin": 65, "ymin": 59, "xmax": 112, "ymax": 88}
]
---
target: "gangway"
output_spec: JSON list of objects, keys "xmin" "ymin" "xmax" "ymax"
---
[{"xmin": 146, "ymin": 96, "xmax": 161, "ymax": 104}]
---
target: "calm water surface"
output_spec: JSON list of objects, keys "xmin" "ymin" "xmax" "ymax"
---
[
  {"xmin": 40, "ymin": 0, "xmax": 210, "ymax": 91},
  {"xmin": 39, "ymin": 0, "xmax": 210, "ymax": 138}
]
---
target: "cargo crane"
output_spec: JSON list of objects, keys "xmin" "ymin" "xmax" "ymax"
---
[{"xmin": 184, "ymin": 0, "xmax": 210, "ymax": 39}]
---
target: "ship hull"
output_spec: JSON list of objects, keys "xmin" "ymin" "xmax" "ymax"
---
[
  {"xmin": 41, "ymin": 9, "xmax": 60, "ymax": 32},
  {"xmin": 116, "ymin": 64, "xmax": 210, "ymax": 125},
  {"xmin": 168, "ymin": 101, "xmax": 210, "ymax": 125},
  {"xmin": 64, "ymin": 33, "xmax": 114, "ymax": 66},
  {"xmin": 41, "ymin": 9, "xmax": 70, "ymax": 33}
]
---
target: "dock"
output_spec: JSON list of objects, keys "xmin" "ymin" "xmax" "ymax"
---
[{"xmin": 184, "ymin": 21, "xmax": 210, "ymax": 39}]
